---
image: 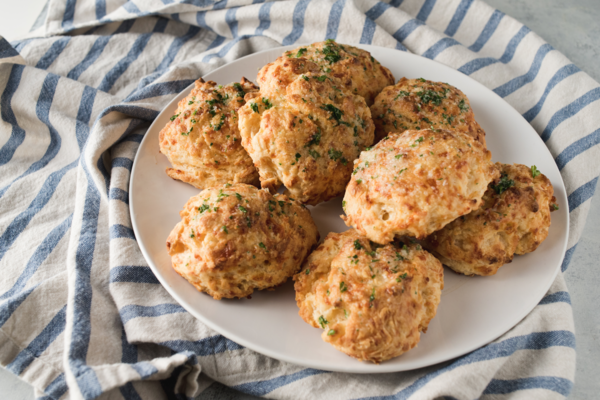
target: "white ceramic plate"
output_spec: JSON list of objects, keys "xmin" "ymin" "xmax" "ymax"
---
[{"xmin": 130, "ymin": 45, "xmax": 569, "ymax": 373}]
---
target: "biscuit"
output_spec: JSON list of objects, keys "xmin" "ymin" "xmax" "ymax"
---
[
  {"xmin": 238, "ymin": 71, "xmax": 375, "ymax": 205},
  {"xmin": 159, "ymin": 78, "xmax": 259, "ymax": 189},
  {"xmin": 257, "ymin": 40, "xmax": 394, "ymax": 105},
  {"xmin": 424, "ymin": 163, "xmax": 557, "ymax": 276},
  {"xmin": 342, "ymin": 129, "xmax": 499, "ymax": 243},
  {"xmin": 294, "ymin": 229, "xmax": 444, "ymax": 363},
  {"xmin": 370, "ymin": 77, "xmax": 486, "ymax": 146},
  {"xmin": 167, "ymin": 183, "xmax": 319, "ymax": 299}
]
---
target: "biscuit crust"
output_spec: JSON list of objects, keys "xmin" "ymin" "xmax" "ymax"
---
[
  {"xmin": 424, "ymin": 163, "xmax": 557, "ymax": 276},
  {"xmin": 238, "ymin": 71, "xmax": 375, "ymax": 205},
  {"xmin": 294, "ymin": 230, "xmax": 444, "ymax": 363},
  {"xmin": 257, "ymin": 40, "xmax": 394, "ymax": 105},
  {"xmin": 166, "ymin": 184, "xmax": 319, "ymax": 299},
  {"xmin": 159, "ymin": 78, "xmax": 259, "ymax": 189},
  {"xmin": 342, "ymin": 129, "xmax": 499, "ymax": 243},
  {"xmin": 370, "ymin": 78, "xmax": 486, "ymax": 146}
]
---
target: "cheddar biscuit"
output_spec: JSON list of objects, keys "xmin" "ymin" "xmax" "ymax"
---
[
  {"xmin": 370, "ymin": 77, "xmax": 486, "ymax": 145},
  {"xmin": 294, "ymin": 229, "xmax": 443, "ymax": 363},
  {"xmin": 342, "ymin": 129, "xmax": 498, "ymax": 243},
  {"xmin": 424, "ymin": 163, "xmax": 557, "ymax": 276},
  {"xmin": 167, "ymin": 184, "xmax": 319, "ymax": 299},
  {"xmin": 159, "ymin": 78, "xmax": 259, "ymax": 189}
]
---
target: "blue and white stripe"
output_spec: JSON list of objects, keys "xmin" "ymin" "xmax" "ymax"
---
[{"xmin": 2, "ymin": 0, "xmax": 597, "ymax": 398}]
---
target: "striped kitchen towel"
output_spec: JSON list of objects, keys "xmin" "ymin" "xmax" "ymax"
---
[{"xmin": 1, "ymin": 0, "xmax": 597, "ymax": 399}]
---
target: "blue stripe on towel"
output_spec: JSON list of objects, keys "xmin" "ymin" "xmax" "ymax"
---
[
  {"xmin": 325, "ymin": 0, "xmax": 345, "ymax": 40},
  {"xmin": 493, "ymin": 43, "xmax": 554, "ymax": 98},
  {"xmin": 120, "ymin": 304, "xmax": 187, "ymax": 324},
  {"xmin": 522, "ymin": 64, "xmax": 581, "ymax": 122},
  {"xmin": 7, "ymin": 306, "xmax": 67, "ymax": 375},
  {"xmin": 0, "ymin": 214, "xmax": 73, "ymax": 300},
  {"xmin": 540, "ymin": 87, "xmax": 600, "ymax": 142},
  {"xmin": 233, "ymin": 368, "xmax": 328, "ymax": 397},
  {"xmin": 359, "ymin": 330, "xmax": 575, "ymax": 399},
  {"xmin": 0, "ymin": 64, "xmax": 26, "ymax": 167},
  {"xmin": 483, "ymin": 376, "xmax": 573, "ymax": 397},
  {"xmin": 282, "ymin": 0, "xmax": 311, "ymax": 45},
  {"xmin": 468, "ymin": 10, "xmax": 503, "ymax": 52},
  {"xmin": 110, "ymin": 266, "xmax": 159, "ymax": 284},
  {"xmin": 567, "ymin": 176, "xmax": 598, "ymax": 212},
  {"xmin": 445, "ymin": 0, "xmax": 473, "ymax": 36}
]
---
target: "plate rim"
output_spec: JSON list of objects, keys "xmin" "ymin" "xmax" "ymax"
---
[{"xmin": 129, "ymin": 43, "xmax": 569, "ymax": 373}]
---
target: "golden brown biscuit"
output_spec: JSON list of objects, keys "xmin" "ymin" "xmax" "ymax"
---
[
  {"xmin": 238, "ymin": 71, "xmax": 375, "ymax": 205},
  {"xmin": 159, "ymin": 78, "xmax": 259, "ymax": 189},
  {"xmin": 294, "ymin": 229, "xmax": 444, "ymax": 363},
  {"xmin": 166, "ymin": 183, "xmax": 319, "ymax": 299},
  {"xmin": 257, "ymin": 40, "xmax": 394, "ymax": 105},
  {"xmin": 370, "ymin": 77, "xmax": 486, "ymax": 146},
  {"xmin": 342, "ymin": 129, "xmax": 499, "ymax": 243},
  {"xmin": 423, "ymin": 163, "xmax": 558, "ymax": 276}
]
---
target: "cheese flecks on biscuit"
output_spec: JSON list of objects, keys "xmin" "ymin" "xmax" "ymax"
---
[
  {"xmin": 371, "ymin": 77, "xmax": 486, "ymax": 146},
  {"xmin": 424, "ymin": 163, "xmax": 557, "ymax": 276},
  {"xmin": 342, "ymin": 129, "xmax": 499, "ymax": 243},
  {"xmin": 294, "ymin": 229, "xmax": 443, "ymax": 364},
  {"xmin": 239, "ymin": 71, "xmax": 375, "ymax": 205},
  {"xmin": 167, "ymin": 183, "xmax": 319, "ymax": 299},
  {"xmin": 257, "ymin": 40, "xmax": 395, "ymax": 106},
  {"xmin": 159, "ymin": 78, "xmax": 259, "ymax": 189}
]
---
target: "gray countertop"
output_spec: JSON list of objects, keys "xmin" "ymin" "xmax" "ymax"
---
[{"xmin": 1, "ymin": 1, "xmax": 599, "ymax": 399}]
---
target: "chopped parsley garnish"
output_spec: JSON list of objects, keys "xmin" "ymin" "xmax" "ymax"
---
[
  {"xmin": 551, "ymin": 203, "xmax": 559, "ymax": 211},
  {"xmin": 327, "ymin": 329, "xmax": 336, "ymax": 336},
  {"xmin": 314, "ymin": 75, "xmax": 327, "ymax": 82},
  {"xmin": 354, "ymin": 240, "xmax": 363, "ymax": 250},
  {"xmin": 418, "ymin": 78, "xmax": 426, "ymax": 82},
  {"xmin": 417, "ymin": 90, "xmax": 444, "ymax": 106},
  {"xmin": 212, "ymin": 114, "xmax": 225, "ymax": 131},
  {"xmin": 170, "ymin": 113, "xmax": 180, "ymax": 121},
  {"xmin": 369, "ymin": 287, "xmax": 375, "ymax": 304},
  {"xmin": 305, "ymin": 130, "xmax": 321, "ymax": 147},
  {"xmin": 217, "ymin": 190, "xmax": 229, "ymax": 202},
  {"xmin": 410, "ymin": 136, "xmax": 424, "ymax": 147},
  {"xmin": 296, "ymin": 47, "xmax": 307, "ymax": 58},
  {"xmin": 342, "ymin": 200, "xmax": 346, "ymax": 208},
  {"xmin": 198, "ymin": 204, "xmax": 210, "ymax": 213},
  {"xmin": 492, "ymin": 174, "xmax": 515, "ymax": 195},
  {"xmin": 305, "ymin": 269, "xmax": 310, "ymax": 275},
  {"xmin": 322, "ymin": 43, "xmax": 342, "ymax": 64},
  {"xmin": 259, "ymin": 242, "xmax": 266, "ymax": 249},
  {"xmin": 394, "ymin": 91, "xmax": 410, "ymax": 100},
  {"xmin": 190, "ymin": 229, "xmax": 195, "ymax": 238},
  {"xmin": 395, "ymin": 154, "xmax": 403, "ymax": 159},
  {"xmin": 458, "ymin": 99, "xmax": 469, "ymax": 112},
  {"xmin": 531, "ymin": 165, "xmax": 541, "ymax": 178},
  {"xmin": 250, "ymin": 102, "xmax": 259, "ymax": 113},
  {"xmin": 320, "ymin": 104, "xmax": 344, "ymax": 125},
  {"xmin": 222, "ymin": 226, "xmax": 228, "ymax": 234},
  {"xmin": 395, "ymin": 252, "xmax": 404, "ymax": 261},
  {"xmin": 235, "ymin": 192, "xmax": 242, "ymax": 201},
  {"xmin": 301, "ymin": 75, "xmax": 309, "ymax": 81},
  {"xmin": 356, "ymin": 179, "xmax": 362, "ymax": 184},
  {"xmin": 295, "ymin": 153, "xmax": 301, "ymax": 161},
  {"xmin": 262, "ymin": 97, "xmax": 273, "ymax": 109},
  {"xmin": 328, "ymin": 148, "xmax": 347, "ymax": 165},
  {"xmin": 308, "ymin": 149, "xmax": 321, "ymax": 159},
  {"xmin": 238, "ymin": 205, "xmax": 247, "ymax": 213},
  {"xmin": 396, "ymin": 273, "xmax": 408, "ymax": 282},
  {"xmin": 340, "ymin": 281, "xmax": 348, "ymax": 293},
  {"xmin": 318, "ymin": 315, "xmax": 328, "ymax": 328}
]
